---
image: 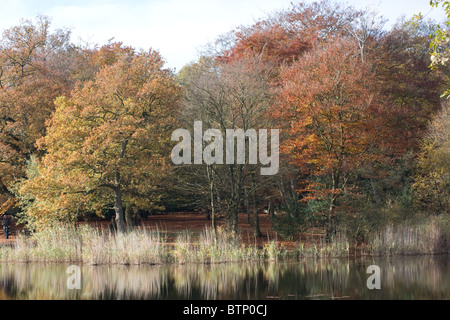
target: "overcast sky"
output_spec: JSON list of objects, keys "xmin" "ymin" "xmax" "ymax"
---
[{"xmin": 0, "ymin": 0, "xmax": 446, "ymax": 71}]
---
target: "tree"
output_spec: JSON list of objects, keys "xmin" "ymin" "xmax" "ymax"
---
[
  {"xmin": 212, "ymin": 2, "xmax": 363, "ymax": 235},
  {"xmin": 428, "ymin": 0, "xmax": 450, "ymax": 98},
  {"xmin": 17, "ymin": 49, "xmax": 180, "ymax": 231},
  {"xmin": 221, "ymin": 1, "xmax": 359, "ymax": 66},
  {"xmin": 345, "ymin": 8, "xmax": 387, "ymax": 63},
  {"xmin": 276, "ymin": 38, "xmax": 385, "ymax": 241},
  {"xmin": 0, "ymin": 16, "xmax": 76, "ymax": 209},
  {"xmin": 407, "ymin": 1, "xmax": 450, "ymax": 216},
  {"xmin": 371, "ymin": 17, "xmax": 446, "ymax": 154},
  {"xmin": 178, "ymin": 56, "xmax": 275, "ymax": 238},
  {"xmin": 413, "ymin": 101, "xmax": 450, "ymax": 214}
]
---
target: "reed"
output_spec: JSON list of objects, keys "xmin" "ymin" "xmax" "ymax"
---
[
  {"xmin": 173, "ymin": 227, "xmax": 266, "ymax": 263},
  {"xmin": 0, "ymin": 224, "xmax": 82, "ymax": 263},
  {"xmin": 0, "ymin": 224, "xmax": 169, "ymax": 265},
  {"xmin": 1, "ymin": 215, "xmax": 447, "ymax": 264},
  {"xmin": 368, "ymin": 216, "xmax": 450, "ymax": 256},
  {"xmin": 295, "ymin": 232, "xmax": 350, "ymax": 259},
  {"xmin": 0, "ymin": 224, "xmax": 271, "ymax": 265}
]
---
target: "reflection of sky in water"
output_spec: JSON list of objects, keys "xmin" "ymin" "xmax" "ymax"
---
[{"xmin": 0, "ymin": 255, "xmax": 448, "ymax": 300}]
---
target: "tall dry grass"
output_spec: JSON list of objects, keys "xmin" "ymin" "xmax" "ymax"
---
[
  {"xmin": 368, "ymin": 216, "xmax": 450, "ymax": 256},
  {"xmin": 1, "ymin": 215, "xmax": 447, "ymax": 264},
  {"xmin": 172, "ymin": 227, "xmax": 279, "ymax": 263},
  {"xmin": 0, "ymin": 224, "xmax": 282, "ymax": 265},
  {"xmin": 295, "ymin": 231, "xmax": 350, "ymax": 259},
  {"xmin": 0, "ymin": 224, "xmax": 169, "ymax": 265}
]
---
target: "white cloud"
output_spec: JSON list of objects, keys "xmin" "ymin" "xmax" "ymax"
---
[
  {"xmin": 40, "ymin": 0, "xmax": 295, "ymax": 70},
  {"xmin": 0, "ymin": 0, "xmax": 28, "ymax": 27}
]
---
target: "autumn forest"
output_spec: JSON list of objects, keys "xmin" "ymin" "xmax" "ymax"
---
[{"xmin": 0, "ymin": 1, "xmax": 449, "ymax": 262}]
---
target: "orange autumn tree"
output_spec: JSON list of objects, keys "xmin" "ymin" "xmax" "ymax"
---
[
  {"xmin": 213, "ymin": 1, "xmax": 362, "ymax": 227},
  {"xmin": 0, "ymin": 16, "xmax": 76, "ymax": 212},
  {"xmin": 276, "ymin": 38, "xmax": 385, "ymax": 241},
  {"xmin": 18, "ymin": 49, "xmax": 180, "ymax": 232},
  {"xmin": 220, "ymin": 1, "xmax": 358, "ymax": 66}
]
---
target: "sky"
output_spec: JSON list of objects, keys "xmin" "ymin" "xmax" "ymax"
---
[{"xmin": 0, "ymin": 0, "xmax": 447, "ymax": 71}]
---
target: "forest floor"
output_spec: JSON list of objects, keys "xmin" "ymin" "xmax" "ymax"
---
[{"xmin": 0, "ymin": 212, "xmax": 325, "ymax": 251}]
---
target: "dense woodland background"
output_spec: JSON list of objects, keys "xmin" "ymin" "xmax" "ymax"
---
[{"xmin": 0, "ymin": 1, "xmax": 448, "ymax": 246}]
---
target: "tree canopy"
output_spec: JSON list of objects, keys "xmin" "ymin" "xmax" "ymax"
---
[
  {"xmin": 0, "ymin": 2, "xmax": 448, "ymax": 240},
  {"xmin": 17, "ymin": 48, "xmax": 180, "ymax": 231}
]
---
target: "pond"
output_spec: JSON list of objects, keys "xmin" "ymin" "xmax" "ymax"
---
[{"xmin": 0, "ymin": 255, "xmax": 448, "ymax": 300}]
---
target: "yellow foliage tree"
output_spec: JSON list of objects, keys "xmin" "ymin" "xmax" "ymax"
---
[
  {"xmin": 17, "ymin": 49, "xmax": 181, "ymax": 231},
  {"xmin": 413, "ymin": 102, "xmax": 450, "ymax": 214}
]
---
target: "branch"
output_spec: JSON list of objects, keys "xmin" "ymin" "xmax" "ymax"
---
[{"xmin": 64, "ymin": 183, "xmax": 117, "ymax": 196}]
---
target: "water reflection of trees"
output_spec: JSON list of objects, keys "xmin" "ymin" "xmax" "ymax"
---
[{"xmin": 0, "ymin": 256, "xmax": 448, "ymax": 299}]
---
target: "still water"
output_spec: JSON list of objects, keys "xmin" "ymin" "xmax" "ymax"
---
[{"xmin": 0, "ymin": 255, "xmax": 448, "ymax": 300}]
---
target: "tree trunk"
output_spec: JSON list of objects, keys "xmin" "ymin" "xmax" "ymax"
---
[
  {"xmin": 252, "ymin": 173, "xmax": 262, "ymax": 238},
  {"xmin": 227, "ymin": 165, "xmax": 240, "ymax": 240},
  {"xmin": 230, "ymin": 205, "xmax": 239, "ymax": 240},
  {"xmin": 279, "ymin": 177, "xmax": 295, "ymax": 218},
  {"xmin": 125, "ymin": 206, "xmax": 134, "ymax": 231},
  {"xmin": 206, "ymin": 165, "xmax": 217, "ymax": 236},
  {"xmin": 268, "ymin": 200, "xmax": 275, "ymax": 218},
  {"xmin": 114, "ymin": 139, "xmax": 128, "ymax": 233},
  {"xmin": 114, "ymin": 185, "xmax": 126, "ymax": 233},
  {"xmin": 245, "ymin": 189, "xmax": 251, "ymax": 224},
  {"xmin": 215, "ymin": 182, "xmax": 222, "ymax": 215},
  {"xmin": 326, "ymin": 171, "xmax": 339, "ymax": 242},
  {"xmin": 326, "ymin": 198, "xmax": 336, "ymax": 243},
  {"xmin": 290, "ymin": 178, "xmax": 297, "ymax": 200}
]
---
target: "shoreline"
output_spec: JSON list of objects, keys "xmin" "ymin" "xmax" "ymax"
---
[{"xmin": 1, "ymin": 213, "xmax": 448, "ymax": 265}]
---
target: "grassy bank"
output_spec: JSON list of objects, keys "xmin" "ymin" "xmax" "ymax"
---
[
  {"xmin": 0, "ymin": 216, "xmax": 448, "ymax": 265},
  {"xmin": 0, "ymin": 224, "xmax": 287, "ymax": 265}
]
